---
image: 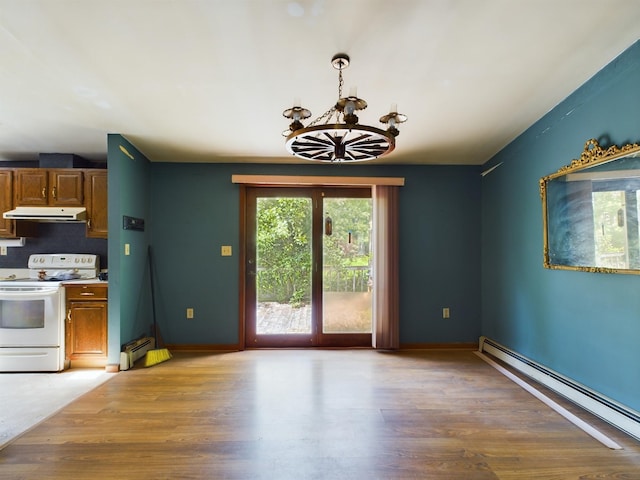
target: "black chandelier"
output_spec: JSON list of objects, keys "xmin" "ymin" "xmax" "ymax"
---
[{"xmin": 282, "ymin": 53, "xmax": 407, "ymax": 163}]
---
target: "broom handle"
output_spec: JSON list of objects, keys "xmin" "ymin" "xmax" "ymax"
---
[{"xmin": 148, "ymin": 245, "xmax": 159, "ymax": 344}]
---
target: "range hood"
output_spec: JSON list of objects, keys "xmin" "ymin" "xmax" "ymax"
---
[{"xmin": 3, "ymin": 206, "xmax": 87, "ymax": 222}]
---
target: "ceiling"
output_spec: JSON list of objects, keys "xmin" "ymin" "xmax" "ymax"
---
[{"xmin": 1, "ymin": 1, "xmax": 639, "ymax": 166}]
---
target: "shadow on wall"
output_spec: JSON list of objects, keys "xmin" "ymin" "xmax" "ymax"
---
[{"xmin": 0, "ymin": 223, "xmax": 108, "ymax": 269}]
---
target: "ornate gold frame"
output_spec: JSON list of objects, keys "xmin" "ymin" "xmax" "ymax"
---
[{"xmin": 540, "ymin": 138, "xmax": 640, "ymax": 274}]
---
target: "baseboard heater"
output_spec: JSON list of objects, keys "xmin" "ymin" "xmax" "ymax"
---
[
  {"xmin": 479, "ymin": 336, "xmax": 640, "ymax": 441},
  {"xmin": 119, "ymin": 337, "xmax": 155, "ymax": 371}
]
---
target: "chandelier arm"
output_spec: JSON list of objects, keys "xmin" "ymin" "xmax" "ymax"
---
[
  {"xmin": 343, "ymin": 133, "xmax": 373, "ymax": 146},
  {"xmin": 297, "ymin": 135, "xmax": 335, "ymax": 147},
  {"xmin": 350, "ymin": 146, "xmax": 388, "ymax": 154},
  {"xmin": 308, "ymin": 150, "xmax": 333, "ymax": 161},
  {"xmin": 295, "ymin": 145, "xmax": 333, "ymax": 153}
]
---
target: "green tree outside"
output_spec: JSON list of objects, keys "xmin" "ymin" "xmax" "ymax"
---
[{"xmin": 256, "ymin": 197, "xmax": 372, "ymax": 306}]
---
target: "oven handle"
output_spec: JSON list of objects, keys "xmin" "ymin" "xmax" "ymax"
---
[{"xmin": 0, "ymin": 289, "xmax": 60, "ymax": 300}]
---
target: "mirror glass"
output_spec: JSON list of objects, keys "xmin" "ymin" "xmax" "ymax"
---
[{"xmin": 541, "ymin": 139, "xmax": 640, "ymax": 274}]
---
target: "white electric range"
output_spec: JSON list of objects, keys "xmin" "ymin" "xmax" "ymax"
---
[{"xmin": 0, "ymin": 254, "xmax": 99, "ymax": 372}]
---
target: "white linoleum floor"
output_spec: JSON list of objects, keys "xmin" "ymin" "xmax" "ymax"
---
[{"xmin": 0, "ymin": 368, "xmax": 112, "ymax": 449}]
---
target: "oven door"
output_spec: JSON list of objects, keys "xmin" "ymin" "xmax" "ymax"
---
[{"xmin": 0, "ymin": 286, "xmax": 62, "ymax": 347}]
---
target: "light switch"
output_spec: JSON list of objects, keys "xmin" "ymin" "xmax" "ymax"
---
[
  {"xmin": 125, "ymin": 243, "xmax": 130, "ymax": 256},
  {"xmin": 221, "ymin": 246, "xmax": 232, "ymax": 256}
]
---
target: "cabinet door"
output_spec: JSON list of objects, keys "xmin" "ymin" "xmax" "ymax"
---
[
  {"xmin": 49, "ymin": 170, "xmax": 83, "ymax": 206},
  {"xmin": 84, "ymin": 170, "xmax": 108, "ymax": 238},
  {"xmin": 15, "ymin": 169, "xmax": 48, "ymax": 205},
  {"xmin": 0, "ymin": 170, "xmax": 15, "ymax": 237},
  {"xmin": 67, "ymin": 301, "xmax": 108, "ymax": 358}
]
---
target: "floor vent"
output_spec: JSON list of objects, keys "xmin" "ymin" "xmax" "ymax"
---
[
  {"xmin": 120, "ymin": 337, "xmax": 155, "ymax": 370},
  {"xmin": 479, "ymin": 336, "xmax": 640, "ymax": 441}
]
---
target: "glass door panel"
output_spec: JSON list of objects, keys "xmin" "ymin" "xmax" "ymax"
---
[
  {"xmin": 245, "ymin": 188, "xmax": 315, "ymax": 347},
  {"xmin": 322, "ymin": 197, "xmax": 372, "ymax": 334},
  {"xmin": 256, "ymin": 196, "xmax": 312, "ymax": 335}
]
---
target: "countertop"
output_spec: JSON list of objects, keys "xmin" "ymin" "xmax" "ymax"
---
[{"xmin": 62, "ymin": 279, "xmax": 108, "ymax": 286}]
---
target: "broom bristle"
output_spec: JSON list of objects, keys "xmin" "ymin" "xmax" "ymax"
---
[{"xmin": 144, "ymin": 348, "xmax": 172, "ymax": 367}]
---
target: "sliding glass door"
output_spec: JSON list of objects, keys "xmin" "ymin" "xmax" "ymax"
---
[{"xmin": 245, "ymin": 187, "xmax": 372, "ymax": 347}]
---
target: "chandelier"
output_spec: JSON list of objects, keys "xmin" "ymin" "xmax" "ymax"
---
[{"xmin": 282, "ymin": 53, "xmax": 407, "ymax": 163}]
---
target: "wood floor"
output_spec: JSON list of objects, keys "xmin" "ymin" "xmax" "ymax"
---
[{"xmin": 2, "ymin": 349, "xmax": 640, "ymax": 479}]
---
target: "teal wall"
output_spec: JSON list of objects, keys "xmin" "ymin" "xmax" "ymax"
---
[
  {"xmin": 148, "ymin": 163, "xmax": 481, "ymax": 346},
  {"xmin": 482, "ymin": 40, "xmax": 640, "ymax": 412},
  {"xmin": 107, "ymin": 135, "xmax": 152, "ymax": 365}
]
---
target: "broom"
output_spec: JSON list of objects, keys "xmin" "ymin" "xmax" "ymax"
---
[{"xmin": 144, "ymin": 245, "xmax": 172, "ymax": 367}]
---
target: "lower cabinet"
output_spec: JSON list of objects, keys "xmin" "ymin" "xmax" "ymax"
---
[{"xmin": 65, "ymin": 284, "xmax": 108, "ymax": 368}]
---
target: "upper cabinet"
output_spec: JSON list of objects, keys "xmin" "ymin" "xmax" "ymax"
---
[
  {"xmin": 0, "ymin": 170, "xmax": 14, "ymax": 237},
  {"xmin": 15, "ymin": 169, "xmax": 83, "ymax": 206},
  {"xmin": 85, "ymin": 170, "xmax": 108, "ymax": 239},
  {"xmin": 0, "ymin": 167, "xmax": 107, "ymax": 239}
]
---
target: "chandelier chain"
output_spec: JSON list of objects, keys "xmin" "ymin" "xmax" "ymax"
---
[{"xmin": 306, "ymin": 65, "xmax": 345, "ymax": 128}]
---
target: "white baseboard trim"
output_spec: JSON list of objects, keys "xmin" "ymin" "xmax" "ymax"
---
[{"xmin": 479, "ymin": 336, "xmax": 640, "ymax": 442}]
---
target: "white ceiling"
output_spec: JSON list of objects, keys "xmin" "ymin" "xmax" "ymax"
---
[{"xmin": 1, "ymin": 0, "xmax": 639, "ymax": 166}]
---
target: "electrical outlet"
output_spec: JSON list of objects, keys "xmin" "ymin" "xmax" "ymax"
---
[
  {"xmin": 221, "ymin": 245, "xmax": 232, "ymax": 256},
  {"xmin": 186, "ymin": 308, "xmax": 194, "ymax": 319},
  {"xmin": 442, "ymin": 307, "xmax": 450, "ymax": 319},
  {"xmin": 0, "ymin": 246, "xmax": 7, "ymax": 256}
]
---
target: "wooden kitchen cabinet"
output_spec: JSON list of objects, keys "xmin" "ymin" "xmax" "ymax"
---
[
  {"xmin": 0, "ymin": 169, "xmax": 15, "ymax": 237},
  {"xmin": 15, "ymin": 168, "xmax": 83, "ymax": 206},
  {"xmin": 84, "ymin": 170, "xmax": 108, "ymax": 238},
  {"xmin": 65, "ymin": 283, "xmax": 108, "ymax": 368}
]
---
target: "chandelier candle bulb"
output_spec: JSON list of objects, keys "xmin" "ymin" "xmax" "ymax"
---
[{"xmin": 345, "ymin": 100, "xmax": 356, "ymax": 115}]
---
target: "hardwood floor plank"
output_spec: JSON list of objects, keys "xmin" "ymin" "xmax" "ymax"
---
[{"xmin": 2, "ymin": 350, "xmax": 640, "ymax": 479}]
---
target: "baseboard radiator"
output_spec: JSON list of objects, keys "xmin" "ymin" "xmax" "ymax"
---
[
  {"xmin": 119, "ymin": 337, "xmax": 155, "ymax": 371},
  {"xmin": 479, "ymin": 336, "xmax": 640, "ymax": 441}
]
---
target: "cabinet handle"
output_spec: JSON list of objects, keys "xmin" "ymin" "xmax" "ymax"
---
[
  {"xmin": 67, "ymin": 309, "xmax": 72, "ymax": 323},
  {"xmin": 41, "ymin": 187, "xmax": 46, "ymax": 199},
  {"xmin": 52, "ymin": 186, "xmax": 57, "ymax": 200},
  {"xmin": 80, "ymin": 292, "xmax": 95, "ymax": 296},
  {"xmin": 87, "ymin": 218, "xmax": 92, "ymax": 229}
]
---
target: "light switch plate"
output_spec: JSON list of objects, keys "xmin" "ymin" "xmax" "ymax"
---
[{"xmin": 221, "ymin": 246, "xmax": 232, "ymax": 256}]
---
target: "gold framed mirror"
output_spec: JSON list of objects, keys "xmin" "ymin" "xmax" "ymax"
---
[{"xmin": 541, "ymin": 138, "xmax": 640, "ymax": 274}]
